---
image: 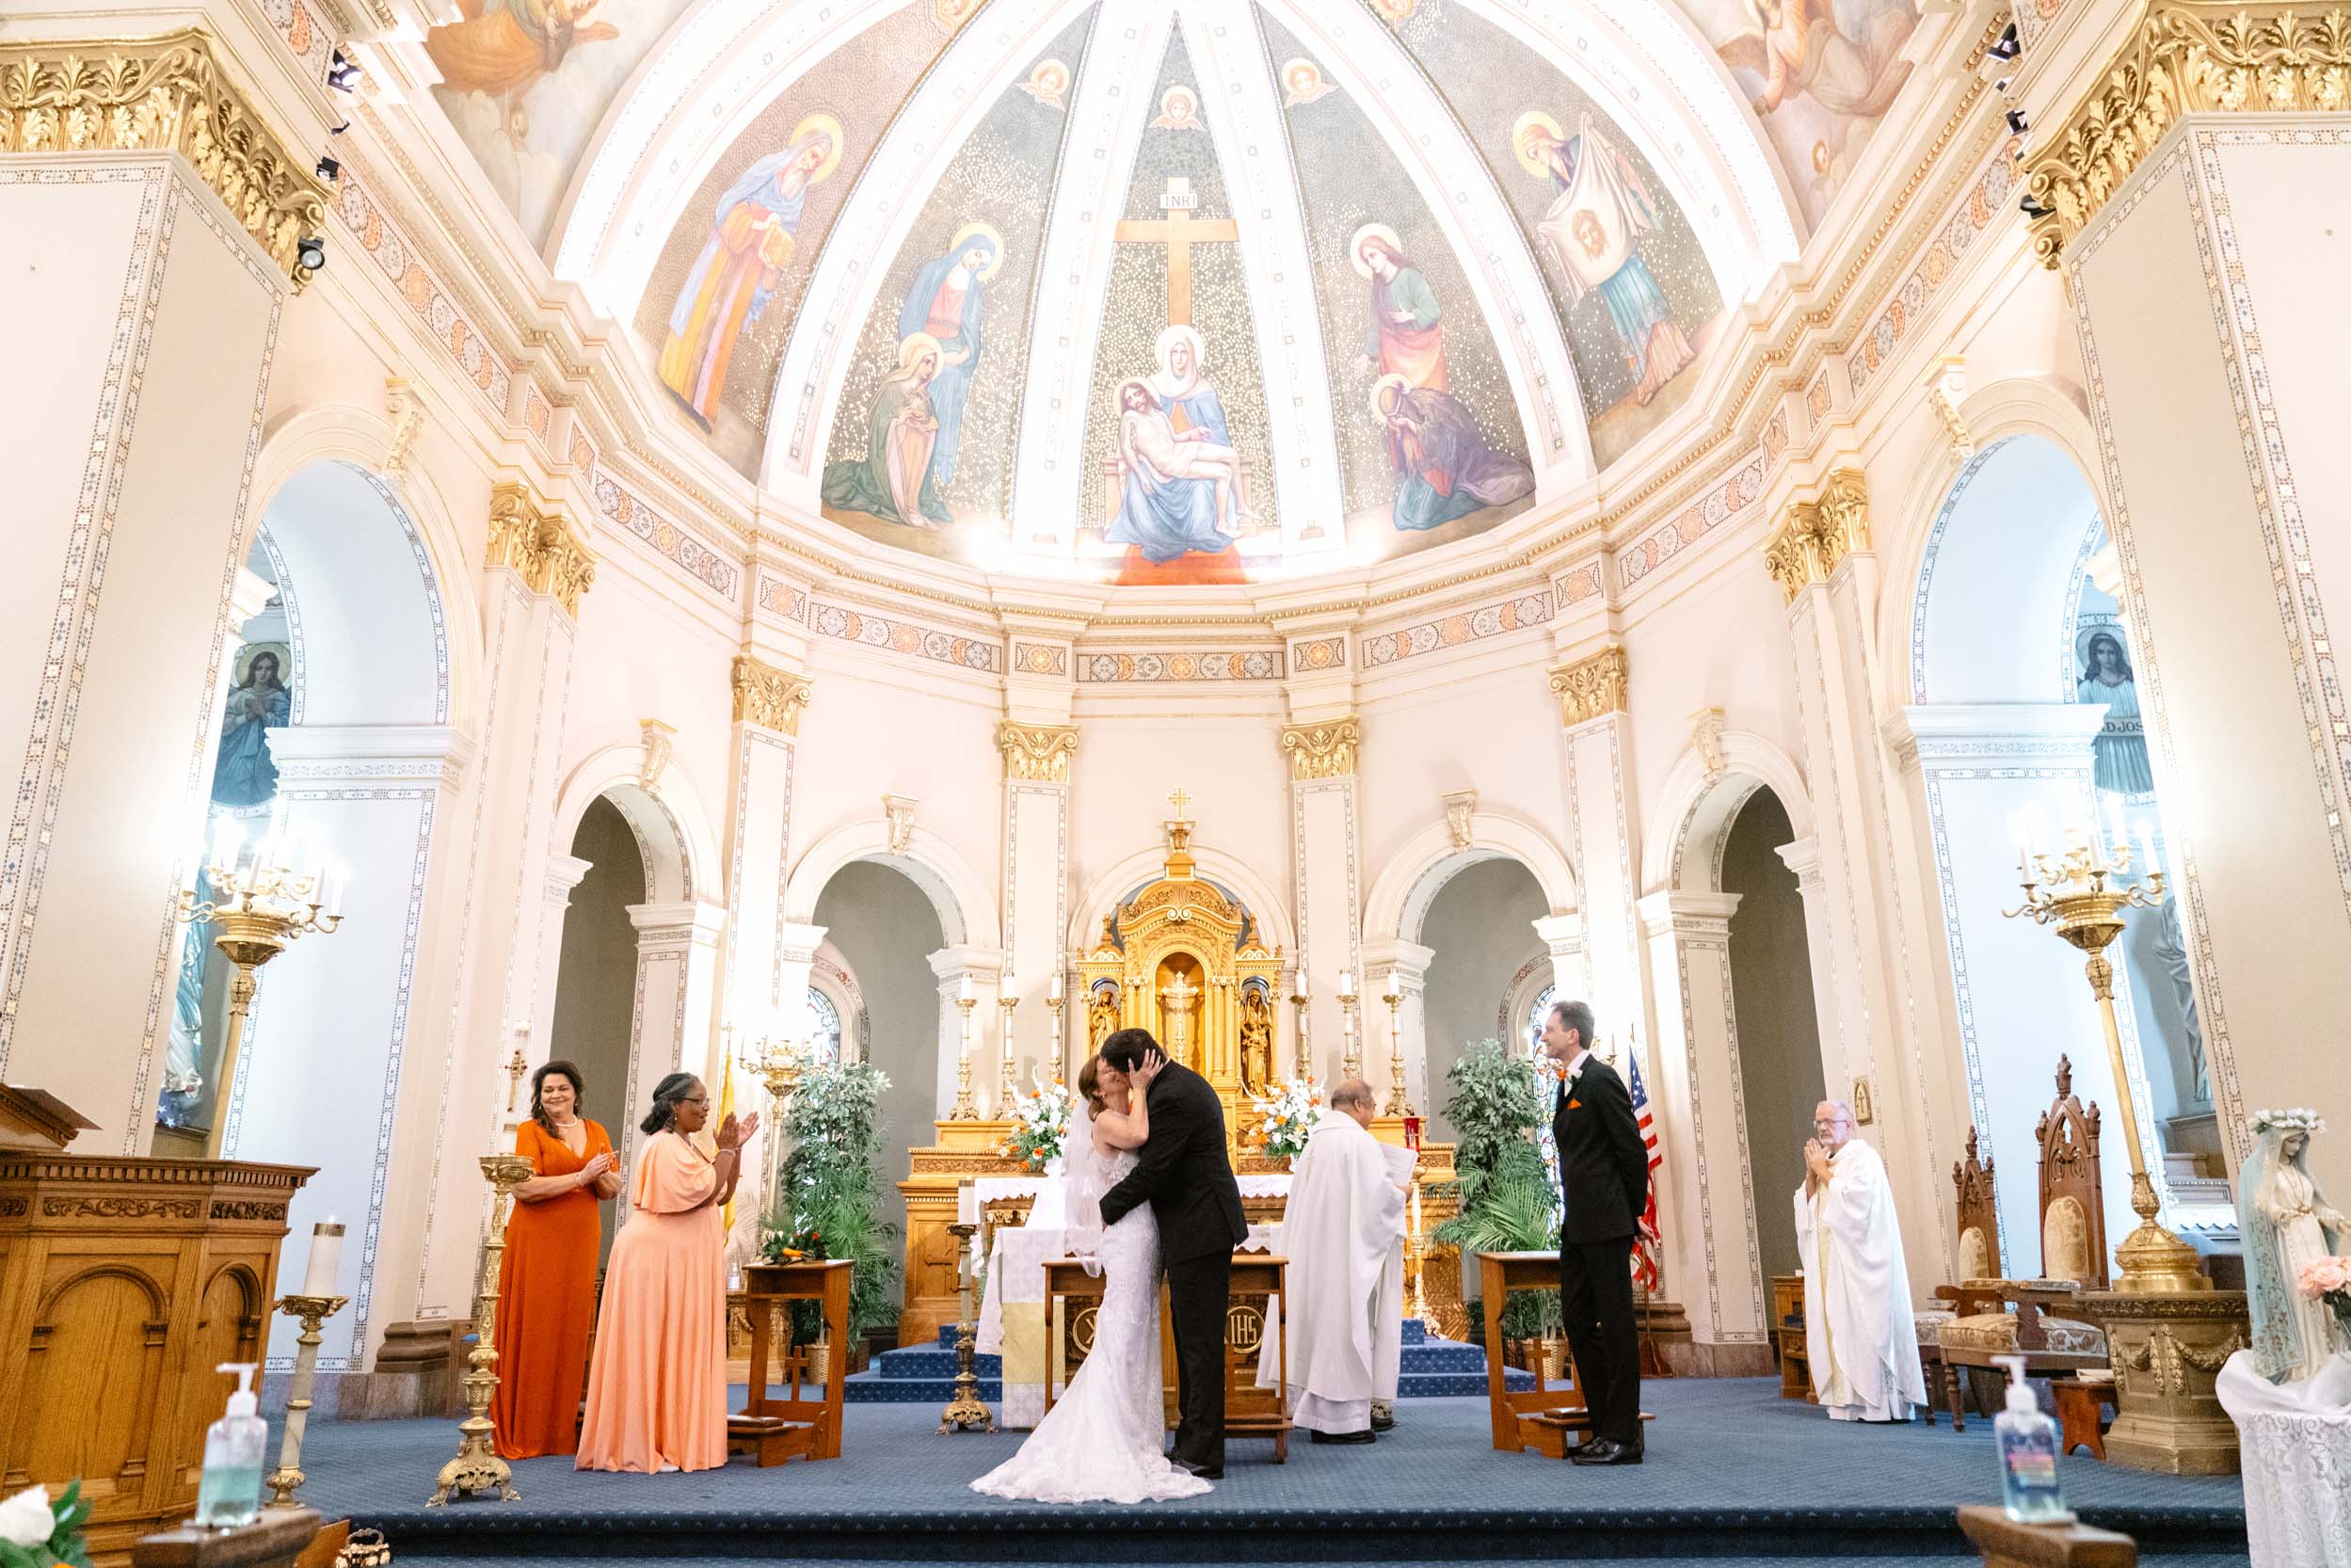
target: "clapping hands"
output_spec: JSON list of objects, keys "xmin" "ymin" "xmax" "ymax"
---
[
  {"xmin": 715, "ymin": 1109, "xmax": 761, "ymax": 1152},
  {"xmin": 580, "ymin": 1150, "xmax": 618, "ymax": 1183}
]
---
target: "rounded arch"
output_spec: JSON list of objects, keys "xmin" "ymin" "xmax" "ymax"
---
[
  {"xmin": 1363, "ymin": 810, "xmax": 1578, "ymax": 948},
  {"xmin": 784, "ymin": 818, "xmax": 997, "ymax": 950},
  {"xmin": 1066, "ymin": 841, "xmax": 1298, "ymax": 959},
  {"xmin": 810, "ymin": 937, "xmax": 869, "ymax": 1063},
  {"xmin": 249, "ymin": 406, "xmax": 481, "ymax": 728},
  {"xmin": 1641, "ymin": 729, "xmax": 1815, "ymax": 894},
  {"xmin": 550, "ymin": 742, "xmax": 721, "ymax": 904}
]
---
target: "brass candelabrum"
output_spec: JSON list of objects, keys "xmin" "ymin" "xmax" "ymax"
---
[
  {"xmin": 428, "ymin": 1153, "xmax": 535, "ymax": 1505},
  {"xmin": 998, "ymin": 989, "xmax": 1021, "ymax": 1114},
  {"xmin": 1290, "ymin": 984, "xmax": 1312, "ymax": 1080},
  {"xmin": 1046, "ymin": 985, "xmax": 1065, "ymax": 1083},
  {"xmin": 2004, "ymin": 824, "xmax": 2205, "ymax": 1294},
  {"xmin": 747, "ymin": 1034, "xmax": 804, "ymax": 1204},
  {"xmin": 181, "ymin": 837, "xmax": 346, "ymax": 1158},
  {"xmin": 1382, "ymin": 982, "xmax": 1415, "ymax": 1116},
  {"xmin": 948, "ymin": 992, "xmax": 980, "ymax": 1120},
  {"xmin": 937, "ymin": 1218, "xmax": 995, "ymax": 1433},
  {"xmin": 262, "ymin": 1291, "xmax": 348, "ymax": 1510},
  {"xmin": 1338, "ymin": 983, "xmax": 1360, "ymax": 1082}
]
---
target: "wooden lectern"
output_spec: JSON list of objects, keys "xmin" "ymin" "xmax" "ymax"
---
[
  {"xmin": 1475, "ymin": 1250, "xmax": 1654, "ymax": 1459},
  {"xmin": 0, "ymin": 1088, "xmax": 312, "ymax": 1564},
  {"xmin": 728, "ymin": 1259, "xmax": 851, "ymax": 1466}
]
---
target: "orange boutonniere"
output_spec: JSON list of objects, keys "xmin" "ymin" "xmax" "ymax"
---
[{"xmin": 1568, "ymin": 1097, "xmax": 1584, "ymax": 1111}]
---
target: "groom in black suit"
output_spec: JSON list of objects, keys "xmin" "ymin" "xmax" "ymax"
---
[
  {"xmin": 1542, "ymin": 998, "xmax": 1650, "ymax": 1465},
  {"xmin": 1096, "ymin": 1027, "xmax": 1249, "ymax": 1477}
]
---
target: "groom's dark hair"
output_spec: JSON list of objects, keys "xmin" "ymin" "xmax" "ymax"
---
[{"xmin": 1098, "ymin": 1028, "xmax": 1161, "ymax": 1072}]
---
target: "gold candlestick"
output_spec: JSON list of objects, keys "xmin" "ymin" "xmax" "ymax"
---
[
  {"xmin": 263, "ymin": 1291, "xmax": 348, "ymax": 1510},
  {"xmin": 748, "ymin": 1035, "xmax": 803, "ymax": 1205},
  {"xmin": 1382, "ymin": 981, "xmax": 1415, "ymax": 1116},
  {"xmin": 1290, "ymin": 984, "xmax": 1311, "ymax": 1080},
  {"xmin": 948, "ymin": 994, "xmax": 980, "ymax": 1119},
  {"xmin": 428, "ymin": 1153, "xmax": 534, "ymax": 1505},
  {"xmin": 1047, "ymin": 986, "xmax": 1065, "ymax": 1082},
  {"xmin": 937, "ymin": 1220, "xmax": 995, "ymax": 1433},
  {"xmin": 182, "ymin": 843, "xmax": 346, "ymax": 1158},
  {"xmin": 1338, "ymin": 983, "xmax": 1360, "ymax": 1082},
  {"xmin": 2004, "ymin": 826, "xmax": 2202, "ymax": 1293},
  {"xmin": 998, "ymin": 989, "xmax": 1021, "ymax": 1112}
]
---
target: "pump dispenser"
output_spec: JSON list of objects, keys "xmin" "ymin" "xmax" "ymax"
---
[
  {"xmin": 194, "ymin": 1363, "xmax": 266, "ymax": 1528},
  {"xmin": 1991, "ymin": 1353, "xmax": 2073, "ymax": 1525}
]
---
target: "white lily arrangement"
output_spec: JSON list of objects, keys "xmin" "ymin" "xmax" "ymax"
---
[{"xmin": 1250, "ymin": 1079, "xmax": 1324, "ymax": 1160}]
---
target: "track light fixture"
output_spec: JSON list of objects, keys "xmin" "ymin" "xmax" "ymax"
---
[
  {"xmin": 297, "ymin": 234, "xmax": 328, "ymax": 273},
  {"xmin": 2005, "ymin": 107, "xmax": 2029, "ymax": 136},
  {"xmin": 315, "ymin": 155, "xmax": 341, "ymax": 182},
  {"xmin": 1986, "ymin": 23, "xmax": 2020, "ymax": 60},
  {"xmin": 2019, "ymin": 193, "xmax": 2052, "ymax": 219},
  {"xmin": 326, "ymin": 50, "xmax": 361, "ymax": 91}
]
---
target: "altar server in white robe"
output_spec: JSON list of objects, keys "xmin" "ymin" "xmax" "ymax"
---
[
  {"xmin": 1795, "ymin": 1100, "xmax": 1928, "ymax": 1422},
  {"xmin": 1258, "ymin": 1080, "xmax": 1413, "ymax": 1443}
]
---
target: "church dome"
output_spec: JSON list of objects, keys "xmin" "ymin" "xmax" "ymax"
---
[{"xmin": 426, "ymin": 0, "xmax": 1922, "ymax": 584}]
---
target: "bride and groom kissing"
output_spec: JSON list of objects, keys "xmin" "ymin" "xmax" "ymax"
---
[{"xmin": 971, "ymin": 1028, "xmax": 1249, "ymax": 1503}]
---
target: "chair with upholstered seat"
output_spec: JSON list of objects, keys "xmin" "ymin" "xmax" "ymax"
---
[{"xmin": 1932, "ymin": 1057, "xmax": 2111, "ymax": 1429}]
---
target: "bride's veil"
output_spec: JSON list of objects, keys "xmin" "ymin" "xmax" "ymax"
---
[{"xmin": 1064, "ymin": 1096, "xmax": 1108, "ymax": 1274}]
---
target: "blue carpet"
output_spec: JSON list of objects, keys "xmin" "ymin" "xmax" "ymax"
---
[{"xmin": 293, "ymin": 1378, "xmax": 2246, "ymax": 1562}]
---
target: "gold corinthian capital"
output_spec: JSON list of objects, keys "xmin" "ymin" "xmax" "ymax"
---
[
  {"xmin": 731, "ymin": 655, "xmax": 812, "ymax": 735},
  {"xmin": 1762, "ymin": 469, "xmax": 1870, "ymax": 605},
  {"xmin": 0, "ymin": 31, "xmax": 330, "ymax": 288},
  {"xmin": 485, "ymin": 485, "xmax": 596, "ymax": 616},
  {"xmin": 1280, "ymin": 717, "xmax": 1361, "ymax": 780},
  {"xmin": 2023, "ymin": 1, "xmax": 2351, "ymax": 269},
  {"xmin": 998, "ymin": 723, "xmax": 1079, "ymax": 782},
  {"xmin": 1547, "ymin": 647, "xmax": 1628, "ymax": 728}
]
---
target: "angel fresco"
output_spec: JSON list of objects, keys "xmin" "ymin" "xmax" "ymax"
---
[
  {"xmin": 1716, "ymin": 0, "xmax": 1916, "ymax": 125},
  {"xmin": 657, "ymin": 116, "xmax": 842, "ymax": 425},
  {"xmin": 425, "ymin": 0, "xmax": 620, "ymax": 136}
]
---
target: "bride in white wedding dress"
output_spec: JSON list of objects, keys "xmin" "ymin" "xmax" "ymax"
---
[{"xmin": 971, "ymin": 1049, "xmax": 1211, "ymax": 1503}]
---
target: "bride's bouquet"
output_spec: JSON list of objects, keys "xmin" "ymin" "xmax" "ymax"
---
[
  {"xmin": 1001, "ymin": 1072, "xmax": 1075, "ymax": 1173},
  {"xmin": 1250, "ymin": 1078, "xmax": 1322, "ymax": 1161}
]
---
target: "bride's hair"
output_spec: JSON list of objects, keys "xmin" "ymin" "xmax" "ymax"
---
[{"xmin": 1076, "ymin": 1054, "xmax": 1108, "ymax": 1116}]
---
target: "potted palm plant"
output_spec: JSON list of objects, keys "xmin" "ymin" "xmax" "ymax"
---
[
  {"xmin": 1431, "ymin": 1039, "xmax": 1564, "ymax": 1369},
  {"xmin": 762, "ymin": 1060, "xmax": 901, "ymax": 1376}
]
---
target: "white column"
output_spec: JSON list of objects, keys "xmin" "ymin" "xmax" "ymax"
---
[
  {"xmin": 928, "ymin": 944, "xmax": 1006, "ymax": 1119},
  {"xmin": 1531, "ymin": 912, "xmax": 1586, "ymax": 1004},
  {"xmin": 1360, "ymin": 938, "xmax": 1435, "ymax": 1114},
  {"xmin": 528, "ymin": 854, "xmax": 594, "ymax": 1081},
  {"xmin": 1775, "ymin": 837, "xmax": 1843, "ymax": 1099},
  {"xmin": 998, "ymin": 723, "xmax": 1077, "ymax": 1095},
  {"xmin": 617, "ymin": 899, "xmax": 728, "ymax": 1174},
  {"xmin": 1638, "ymin": 890, "xmax": 1767, "ymax": 1350},
  {"xmin": 718, "ymin": 652, "xmax": 809, "ymax": 1045},
  {"xmin": 1547, "ymin": 649, "xmax": 1641, "ymax": 1037},
  {"xmin": 1281, "ymin": 717, "xmax": 1363, "ymax": 1085}
]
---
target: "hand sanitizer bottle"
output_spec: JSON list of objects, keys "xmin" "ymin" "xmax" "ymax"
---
[
  {"xmin": 1991, "ymin": 1353, "xmax": 2074, "ymax": 1526},
  {"xmin": 194, "ymin": 1363, "xmax": 266, "ymax": 1528}
]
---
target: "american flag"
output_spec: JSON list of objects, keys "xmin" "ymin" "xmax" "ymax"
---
[{"xmin": 1627, "ymin": 1052, "xmax": 1664, "ymax": 1291}]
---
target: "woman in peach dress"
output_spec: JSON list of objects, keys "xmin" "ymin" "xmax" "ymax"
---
[
  {"xmin": 576, "ymin": 1072, "xmax": 759, "ymax": 1473},
  {"xmin": 492, "ymin": 1060, "xmax": 620, "ymax": 1459}
]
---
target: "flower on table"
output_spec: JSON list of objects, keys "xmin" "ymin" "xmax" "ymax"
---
[{"xmin": 0, "ymin": 1486, "xmax": 51, "ymax": 1549}]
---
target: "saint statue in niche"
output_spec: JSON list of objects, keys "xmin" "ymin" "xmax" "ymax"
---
[
  {"xmin": 2076, "ymin": 626, "xmax": 2154, "ymax": 794},
  {"xmin": 821, "ymin": 334, "xmax": 952, "ymax": 528},
  {"xmin": 891, "ymin": 223, "xmax": 1000, "ymax": 489},
  {"xmin": 657, "ymin": 116, "xmax": 843, "ymax": 424},
  {"xmin": 214, "ymin": 644, "xmax": 291, "ymax": 808},
  {"xmin": 1087, "ymin": 982, "xmax": 1120, "ymax": 1055},
  {"xmin": 1351, "ymin": 226, "xmax": 1447, "ymax": 392},
  {"xmin": 1239, "ymin": 985, "xmax": 1274, "ymax": 1096}
]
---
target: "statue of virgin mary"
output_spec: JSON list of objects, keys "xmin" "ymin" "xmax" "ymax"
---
[{"xmin": 2238, "ymin": 1108, "xmax": 2348, "ymax": 1383}]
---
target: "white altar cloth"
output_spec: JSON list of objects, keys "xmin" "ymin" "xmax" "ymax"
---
[{"xmin": 2220, "ymin": 1350, "xmax": 2351, "ymax": 1568}]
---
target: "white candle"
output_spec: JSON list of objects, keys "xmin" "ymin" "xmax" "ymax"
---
[
  {"xmin": 1337, "ymin": 968, "xmax": 1353, "ymax": 998},
  {"xmin": 1048, "ymin": 972, "xmax": 1063, "ymax": 1003},
  {"xmin": 210, "ymin": 818, "xmax": 242, "ymax": 874},
  {"xmin": 326, "ymin": 865, "xmax": 346, "ymax": 917},
  {"xmin": 2105, "ymin": 796, "xmax": 2130, "ymax": 866},
  {"xmin": 301, "ymin": 1220, "xmax": 344, "ymax": 1296},
  {"xmin": 1409, "ymin": 1181, "xmax": 1422, "ymax": 1237},
  {"xmin": 1296, "ymin": 968, "xmax": 1310, "ymax": 1000},
  {"xmin": 958, "ymin": 974, "xmax": 974, "ymax": 1004},
  {"xmin": 956, "ymin": 1182, "xmax": 976, "ymax": 1225},
  {"xmin": 2137, "ymin": 819, "xmax": 2163, "ymax": 877}
]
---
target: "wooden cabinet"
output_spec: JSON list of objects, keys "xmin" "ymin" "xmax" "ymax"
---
[
  {"xmin": 0, "ymin": 1154, "xmax": 312, "ymax": 1563},
  {"xmin": 1771, "ymin": 1272, "xmax": 1812, "ymax": 1400}
]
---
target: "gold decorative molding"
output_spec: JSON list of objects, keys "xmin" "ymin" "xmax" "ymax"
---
[
  {"xmin": 2024, "ymin": 1, "xmax": 2351, "ymax": 268},
  {"xmin": 998, "ymin": 722, "xmax": 1079, "ymax": 783},
  {"xmin": 1547, "ymin": 648, "xmax": 1629, "ymax": 728},
  {"xmin": 1280, "ymin": 717, "xmax": 1361, "ymax": 780},
  {"xmin": 1762, "ymin": 469, "xmax": 1871, "ymax": 604},
  {"xmin": 485, "ymin": 484, "xmax": 595, "ymax": 615},
  {"xmin": 0, "ymin": 32, "xmax": 329, "ymax": 288},
  {"xmin": 730, "ymin": 654, "xmax": 811, "ymax": 735}
]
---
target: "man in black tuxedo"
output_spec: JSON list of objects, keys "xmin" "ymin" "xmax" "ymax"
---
[
  {"xmin": 1096, "ymin": 1027, "xmax": 1249, "ymax": 1477},
  {"xmin": 1542, "ymin": 998, "xmax": 1649, "ymax": 1465}
]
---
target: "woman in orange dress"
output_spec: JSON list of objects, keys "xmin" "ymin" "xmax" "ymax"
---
[
  {"xmin": 491, "ymin": 1059, "xmax": 619, "ymax": 1460},
  {"xmin": 576, "ymin": 1072, "xmax": 759, "ymax": 1474}
]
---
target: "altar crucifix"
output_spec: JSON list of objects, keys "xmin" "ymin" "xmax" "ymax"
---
[{"xmin": 1113, "ymin": 178, "xmax": 1239, "ymax": 327}]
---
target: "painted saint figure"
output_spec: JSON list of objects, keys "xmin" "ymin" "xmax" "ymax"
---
[
  {"xmin": 894, "ymin": 224, "xmax": 1001, "ymax": 489},
  {"xmin": 1516, "ymin": 111, "xmax": 1694, "ymax": 406},
  {"xmin": 1352, "ymin": 228, "xmax": 1447, "ymax": 391},
  {"xmin": 1373, "ymin": 376, "xmax": 1534, "ymax": 532},
  {"xmin": 2076, "ymin": 629, "xmax": 2155, "ymax": 794},
  {"xmin": 1719, "ymin": 0, "xmax": 1916, "ymax": 122},
  {"xmin": 424, "ymin": 0, "xmax": 620, "ymax": 108},
  {"xmin": 214, "ymin": 648, "xmax": 290, "ymax": 808},
  {"xmin": 658, "ymin": 118, "xmax": 842, "ymax": 424},
  {"xmin": 820, "ymin": 334, "xmax": 952, "ymax": 528},
  {"xmin": 1106, "ymin": 379, "xmax": 1250, "ymax": 562}
]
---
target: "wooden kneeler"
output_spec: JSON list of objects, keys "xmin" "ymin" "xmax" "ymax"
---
[{"xmin": 1476, "ymin": 1251, "xmax": 1655, "ymax": 1458}]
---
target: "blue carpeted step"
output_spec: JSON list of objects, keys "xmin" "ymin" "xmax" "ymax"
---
[
  {"xmin": 846, "ymin": 1374, "xmax": 1003, "ymax": 1403},
  {"xmin": 856, "ymin": 1326, "xmax": 1529, "ymax": 1398}
]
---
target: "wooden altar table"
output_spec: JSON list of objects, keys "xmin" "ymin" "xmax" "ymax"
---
[
  {"xmin": 728, "ymin": 1259, "xmax": 850, "ymax": 1466},
  {"xmin": 1042, "ymin": 1251, "xmax": 1290, "ymax": 1462},
  {"xmin": 1476, "ymin": 1250, "xmax": 1654, "ymax": 1459}
]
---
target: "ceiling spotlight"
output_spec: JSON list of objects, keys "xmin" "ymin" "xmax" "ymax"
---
[
  {"xmin": 2019, "ymin": 193, "xmax": 2052, "ymax": 218},
  {"xmin": 297, "ymin": 234, "xmax": 328, "ymax": 273},
  {"xmin": 1986, "ymin": 23, "xmax": 2020, "ymax": 60},
  {"xmin": 314, "ymin": 155, "xmax": 341, "ymax": 182},
  {"xmin": 326, "ymin": 50, "xmax": 361, "ymax": 91},
  {"xmin": 2005, "ymin": 107, "xmax": 2029, "ymax": 136}
]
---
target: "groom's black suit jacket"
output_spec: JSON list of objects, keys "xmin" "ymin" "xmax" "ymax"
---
[{"xmin": 1097, "ymin": 1063, "xmax": 1248, "ymax": 1264}]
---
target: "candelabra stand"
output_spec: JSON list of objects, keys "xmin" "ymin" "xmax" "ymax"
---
[
  {"xmin": 181, "ymin": 848, "xmax": 346, "ymax": 1158},
  {"xmin": 262, "ymin": 1292, "xmax": 348, "ymax": 1510},
  {"xmin": 1338, "ymin": 984, "xmax": 1360, "ymax": 1082},
  {"xmin": 997, "ymin": 991, "xmax": 1020, "ymax": 1112},
  {"xmin": 1047, "ymin": 988, "xmax": 1065, "ymax": 1083},
  {"xmin": 1403, "ymin": 1227, "xmax": 1431, "ymax": 1328},
  {"xmin": 748, "ymin": 1035, "xmax": 804, "ymax": 1205},
  {"xmin": 1382, "ymin": 984, "xmax": 1415, "ymax": 1116},
  {"xmin": 428, "ymin": 1154, "xmax": 534, "ymax": 1506},
  {"xmin": 1290, "ymin": 986, "xmax": 1311, "ymax": 1080},
  {"xmin": 948, "ymin": 995, "xmax": 980, "ymax": 1120},
  {"xmin": 937, "ymin": 1221, "xmax": 995, "ymax": 1433}
]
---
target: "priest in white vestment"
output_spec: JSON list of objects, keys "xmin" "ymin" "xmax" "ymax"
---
[
  {"xmin": 1794, "ymin": 1100, "xmax": 1928, "ymax": 1422},
  {"xmin": 1257, "ymin": 1080, "xmax": 1413, "ymax": 1443}
]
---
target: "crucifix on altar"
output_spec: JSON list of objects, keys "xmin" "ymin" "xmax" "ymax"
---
[{"xmin": 1113, "ymin": 178, "xmax": 1239, "ymax": 327}]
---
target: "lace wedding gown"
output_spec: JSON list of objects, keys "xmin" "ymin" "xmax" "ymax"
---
[{"xmin": 970, "ymin": 1108, "xmax": 1210, "ymax": 1503}]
